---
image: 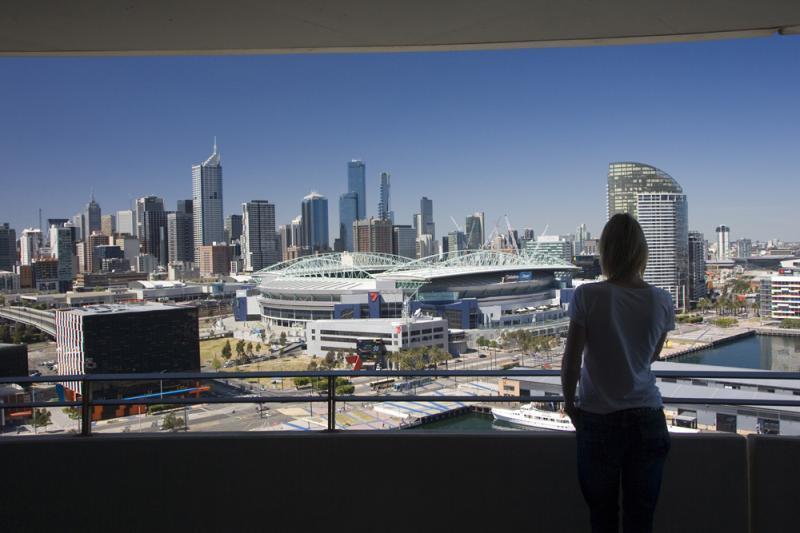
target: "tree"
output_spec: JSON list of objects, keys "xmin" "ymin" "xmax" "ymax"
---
[
  {"xmin": 307, "ymin": 360, "xmax": 318, "ymax": 371},
  {"xmin": 161, "ymin": 412, "xmax": 184, "ymax": 431},
  {"xmin": 221, "ymin": 340, "xmax": 232, "ymax": 360},
  {"xmin": 325, "ymin": 351, "xmax": 336, "ymax": 368},
  {"xmin": 489, "ymin": 340, "xmax": 498, "ymax": 349},
  {"xmin": 211, "ymin": 357, "xmax": 222, "ymax": 371},
  {"xmin": 63, "ymin": 407, "xmax": 81, "ymax": 420},
  {"xmin": 246, "ymin": 341, "xmax": 253, "ymax": 356},
  {"xmin": 255, "ymin": 343, "xmax": 261, "ymax": 354},
  {"xmin": 235, "ymin": 339, "xmax": 246, "ymax": 359},
  {"xmin": 279, "ymin": 331, "xmax": 287, "ymax": 346},
  {"xmin": 32, "ymin": 409, "xmax": 52, "ymax": 429},
  {"xmin": 697, "ymin": 297, "xmax": 711, "ymax": 315}
]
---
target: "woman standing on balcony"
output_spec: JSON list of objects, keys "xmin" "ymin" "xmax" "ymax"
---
[{"xmin": 561, "ymin": 213, "xmax": 674, "ymax": 533}]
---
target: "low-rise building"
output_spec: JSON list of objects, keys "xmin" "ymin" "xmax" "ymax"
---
[{"xmin": 760, "ymin": 269, "xmax": 800, "ymax": 320}]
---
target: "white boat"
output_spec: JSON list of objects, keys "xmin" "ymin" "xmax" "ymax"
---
[{"xmin": 491, "ymin": 403, "xmax": 700, "ymax": 433}]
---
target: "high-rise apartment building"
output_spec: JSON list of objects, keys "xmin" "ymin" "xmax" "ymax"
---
[
  {"xmin": 83, "ymin": 193, "xmax": 102, "ymax": 238},
  {"xmin": 279, "ymin": 216, "xmax": 304, "ymax": 261},
  {"xmin": 50, "ymin": 225, "xmax": 75, "ymax": 291},
  {"xmin": 20, "ymin": 228, "xmax": 43, "ymax": 266},
  {"xmin": 737, "ymin": 238, "xmax": 752, "ymax": 258},
  {"xmin": 392, "ymin": 225, "xmax": 417, "ymax": 259},
  {"xmin": 301, "ymin": 192, "xmax": 329, "ymax": 254},
  {"xmin": 176, "ymin": 199, "xmax": 193, "ymax": 216},
  {"xmin": 71, "ymin": 213, "xmax": 84, "ymax": 242},
  {"xmin": 637, "ymin": 193, "xmax": 689, "ymax": 310},
  {"xmin": 688, "ymin": 231, "xmax": 707, "ymax": 307},
  {"xmin": 135, "ymin": 196, "xmax": 167, "ymax": 266},
  {"xmin": 378, "ymin": 172, "xmax": 393, "ymax": 222},
  {"xmin": 115, "ymin": 236, "xmax": 139, "ymax": 267},
  {"xmin": 338, "ymin": 192, "xmax": 358, "ymax": 252},
  {"xmin": 241, "ymin": 200, "xmax": 278, "ymax": 272},
  {"xmin": 447, "ymin": 230, "xmax": 467, "ymax": 257},
  {"xmin": 100, "ymin": 214, "xmax": 115, "ymax": 237},
  {"xmin": 716, "ymin": 225, "xmax": 731, "ymax": 261},
  {"xmin": 760, "ymin": 270, "xmax": 800, "ymax": 320},
  {"xmin": 225, "ymin": 214, "xmax": 242, "ymax": 243},
  {"xmin": 192, "ymin": 140, "xmax": 224, "ymax": 262},
  {"xmin": 116, "ymin": 210, "xmax": 134, "ymax": 236},
  {"xmin": 85, "ymin": 232, "xmax": 111, "ymax": 273},
  {"xmin": 607, "ymin": 162, "xmax": 683, "ymax": 219},
  {"xmin": 198, "ymin": 244, "xmax": 230, "ymax": 277},
  {"xmin": 575, "ymin": 224, "xmax": 591, "ymax": 255},
  {"xmin": 347, "ymin": 160, "xmax": 366, "ymax": 220},
  {"xmin": 420, "ymin": 197, "xmax": 435, "ymax": 239},
  {"xmin": 353, "ymin": 217, "xmax": 393, "ymax": 254},
  {"xmin": 465, "ymin": 212, "xmax": 485, "ymax": 251},
  {"xmin": 416, "ymin": 234, "xmax": 435, "ymax": 258},
  {"xmin": 167, "ymin": 212, "xmax": 194, "ymax": 264},
  {"xmin": 0, "ymin": 223, "xmax": 17, "ymax": 271}
]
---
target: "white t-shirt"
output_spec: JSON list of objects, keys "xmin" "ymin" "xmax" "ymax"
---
[{"xmin": 568, "ymin": 281, "xmax": 675, "ymax": 414}]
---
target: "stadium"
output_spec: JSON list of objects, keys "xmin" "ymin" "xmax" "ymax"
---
[{"xmin": 253, "ymin": 250, "xmax": 577, "ymax": 335}]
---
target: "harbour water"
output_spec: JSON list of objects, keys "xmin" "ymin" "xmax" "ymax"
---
[{"xmin": 421, "ymin": 334, "xmax": 800, "ymax": 431}]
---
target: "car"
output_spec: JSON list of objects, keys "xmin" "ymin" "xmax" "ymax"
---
[
  {"xmin": 478, "ymin": 354, "xmax": 487, "ymax": 359},
  {"xmin": 29, "ymin": 370, "xmax": 42, "ymax": 377}
]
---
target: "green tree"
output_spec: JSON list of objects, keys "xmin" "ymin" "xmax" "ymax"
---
[
  {"xmin": 325, "ymin": 351, "xmax": 336, "ymax": 368},
  {"xmin": 279, "ymin": 331, "xmax": 287, "ymax": 346},
  {"xmin": 211, "ymin": 357, "xmax": 222, "ymax": 371},
  {"xmin": 221, "ymin": 340, "xmax": 232, "ymax": 360},
  {"xmin": 697, "ymin": 297, "xmax": 711, "ymax": 315},
  {"xmin": 63, "ymin": 407, "xmax": 81, "ymax": 420},
  {"xmin": 161, "ymin": 412, "xmax": 184, "ymax": 431},
  {"xmin": 489, "ymin": 340, "xmax": 498, "ymax": 349},
  {"xmin": 33, "ymin": 409, "xmax": 52, "ymax": 429},
  {"xmin": 255, "ymin": 343, "xmax": 261, "ymax": 354},
  {"xmin": 235, "ymin": 339, "xmax": 246, "ymax": 359},
  {"xmin": 246, "ymin": 341, "xmax": 253, "ymax": 356}
]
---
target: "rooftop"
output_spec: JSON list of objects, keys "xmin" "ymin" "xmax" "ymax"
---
[{"xmin": 59, "ymin": 303, "xmax": 186, "ymax": 316}]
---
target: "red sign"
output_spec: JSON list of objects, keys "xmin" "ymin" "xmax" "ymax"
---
[{"xmin": 369, "ymin": 292, "xmax": 379, "ymax": 302}]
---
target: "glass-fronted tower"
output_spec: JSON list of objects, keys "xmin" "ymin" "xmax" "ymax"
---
[
  {"xmin": 241, "ymin": 200, "xmax": 278, "ymax": 272},
  {"xmin": 347, "ymin": 160, "xmax": 366, "ymax": 220},
  {"xmin": 338, "ymin": 192, "xmax": 358, "ymax": 252},
  {"xmin": 192, "ymin": 140, "xmax": 224, "ymax": 263},
  {"xmin": 301, "ymin": 192, "xmax": 329, "ymax": 254},
  {"xmin": 84, "ymin": 193, "xmax": 102, "ymax": 239},
  {"xmin": 607, "ymin": 162, "xmax": 683, "ymax": 219},
  {"xmin": 378, "ymin": 172, "xmax": 393, "ymax": 223},
  {"xmin": 465, "ymin": 212, "xmax": 485, "ymax": 251},
  {"xmin": 637, "ymin": 193, "xmax": 689, "ymax": 310},
  {"xmin": 688, "ymin": 231, "xmax": 707, "ymax": 307},
  {"xmin": 420, "ymin": 196, "xmax": 435, "ymax": 239},
  {"xmin": 716, "ymin": 225, "xmax": 731, "ymax": 261}
]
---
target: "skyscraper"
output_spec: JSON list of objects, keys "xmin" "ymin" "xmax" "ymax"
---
[
  {"xmin": 607, "ymin": 162, "xmax": 683, "ymax": 219},
  {"xmin": 447, "ymin": 230, "xmax": 467, "ymax": 257},
  {"xmin": 688, "ymin": 231, "xmax": 707, "ymax": 307},
  {"xmin": 193, "ymin": 139, "xmax": 224, "ymax": 262},
  {"xmin": 50, "ymin": 225, "xmax": 75, "ymax": 291},
  {"xmin": 116, "ymin": 210, "xmax": 134, "ymax": 236},
  {"xmin": 225, "ymin": 214, "xmax": 243, "ymax": 243},
  {"xmin": 420, "ymin": 197, "xmax": 435, "ymax": 239},
  {"xmin": 378, "ymin": 172, "xmax": 393, "ymax": 223},
  {"xmin": 716, "ymin": 225, "xmax": 731, "ymax": 261},
  {"xmin": 347, "ymin": 160, "xmax": 366, "ymax": 220},
  {"xmin": 85, "ymin": 232, "xmax": 111, "ymax": 273},
  {"xmin": 280, "ymin": 216, "xmax": 304, "ymax": 261},
  {"xmin": 83, "ymin": 193, "xmax": 102, "ymax": 239},
  {"xmin": 575, "ymin": 224, "xmax": 590, "ymax": 255},
  {"xmin": 100, "ymin": 214, "xmax": 115, "ymax": 237},
  {"xmin": 737, "ymin": 238, "xmax": 752, "ymax": 258},
  {"xmin": 0, "ymin": 223, "xmax": 16, "ymax": 271},
  {"xmin": 301, "ymin": 192, "xmax": 329, "ymax": 254},
  {"xmin": 176, "ymin": 199, "xmax": 193, "ymax": 215},
  {"xmin": 353, "ymin": 217, "xmax": 393, "ymax": 254},
  {"xmin": 637, "ymin": 193, "xmax": 689, "ymax": 310},
  {"xmin": 392, "ymin": 225, "xmax": 417, "ymax": 258},
  {"xmin": 338, "ymin": 191, "xmax": 358, "ymax": 252},
  {"xmin": 241, "ymin": 200, "xmax": 279, "ymax": 271},
  {"xmin": 135, "ymin": 196, "xmax": 167, "ymax": 266},
  {"xmin": 20, "ymin": 228, "xmax": 43, "ymax": 266},
  {"xmin": 465, "ymin": 212, "xmax": 485, "ymax": 251},
  {"xmin": 167, "ymin": 211, "xmax": 194, "ymax": 264}
]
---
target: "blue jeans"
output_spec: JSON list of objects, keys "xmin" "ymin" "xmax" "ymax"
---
[{"xmin": 575, "ymin": 407, "xmax": 671, "ymax": 533}]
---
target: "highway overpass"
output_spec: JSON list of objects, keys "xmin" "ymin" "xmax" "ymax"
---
[{"xmin": 0, "ymin": 307, "xmax": 56, "ymax": 337}]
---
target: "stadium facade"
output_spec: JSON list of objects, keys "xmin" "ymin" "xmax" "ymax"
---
[{"xmin": 253, "ymin": 251, "xmax": 577, "ymax": 334}]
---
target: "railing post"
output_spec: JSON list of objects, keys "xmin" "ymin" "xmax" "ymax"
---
[
  {"xmin": 81, "ymin": 380, "xmax": 92, "ymax": 437},
  {"xmin": 327, "ymin": 374, "xmax": 335, "ymax": 431}
]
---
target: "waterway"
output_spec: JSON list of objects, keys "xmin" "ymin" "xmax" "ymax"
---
[{"xmin": 420, "ymin": 334, "xmax": 800, "ymax": 431}]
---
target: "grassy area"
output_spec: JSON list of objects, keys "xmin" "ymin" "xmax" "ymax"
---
[{"xmin": 199, "ymin": 338, "xmax": 318, "ymax": 386}]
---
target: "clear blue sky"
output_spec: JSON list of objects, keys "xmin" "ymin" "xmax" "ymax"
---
[{"xmin": 1, "ymin": 36, "xmax": 798, "ymax": 242}]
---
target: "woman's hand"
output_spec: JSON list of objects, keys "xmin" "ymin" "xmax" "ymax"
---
[{"xmin": 563, "ymin": 402, "xmax": 580, "ymax": 425}]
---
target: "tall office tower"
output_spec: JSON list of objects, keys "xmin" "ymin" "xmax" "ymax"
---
[
  {"xmin": 737, "ymin": 238, "xmax": 752, "ymax": 258},
  {"xmin": 301, "ymin": 192, "xmax": 329, "ymax": 254},
  {"xmin": 392, "ymin": 225, "xmax": 416, "ymax": 259},
  {"xmin": 637, "ymin": 193, "xmax": 689, "ymax": 310},
  {"xmin": 465, "ymin": 212, "xmax": 485, "ymax": 250},
  {"xmin": 167, "ymin": 211, "xmax": 195, "ymax": 264},
  {"xmin": 0, "ymin": 223, "xmax": 16, "ymax": 271},
  {"xmin": 100, "ymin": 214, "xmax": 116, "ymax": 237},
  {"xmin": 716, "ymin": 225, "xmax": 731, "ymax": 261},
  {"xmin": 447, "ymin": 230, "xmax": 467, "ymax": 257},
  {"xmin": 46, "ymin": 218, "xmax": 69, "ymax": 244},
  {"xmin": 413, "ymin": 213, "xmax": 423, "ymax": 237},
  {"xmin": 225, "ymin": 214, "xmax": 243, "ymax": 243},
  {"xmin": 607, "ymin": 162, "xmax": 683, "ymax": 219},
  {"xmin": 353, "ymin": 218, "xmax": 393, "ymax": 254},
  {"xmin": 192, "ymin": 139, "xmax": 224, "ymax": 262},
  {"xmin": 420, "ymin": 197, "xmax": 435, "ymax": 239},
  {"xmin": 338, "ymin": 192, "xmax": 358, "ymax": 252},
  {"xmin": 279, "ymin": 216, "xmax": 304, "ymax": 261},
  {"xmin": 575, "ymin": 224, "xmax": 590, "ymax": 255},
  {"xmin": 71, "ymin": 213, "xmax": 84, "ymax": 241},
  {"xmin": 135, "ymin": 196, "xmax": 168, "ymax": 265},
  {"xmin": 688, "ymin": 231, "xmax": 707, "ymax": 307},
  {"xmin": 50, "ymin": 225, "xmax": 75, "ymax": 291},
  {"xmin": 378, "ymin": 172, "xmax": 393, "ymax": 222},
  {"xmin": 116, "ymin": 210, "xmax": 134, "ymax": 235},
  {"xmin": 20, "ymin": 228, "xmax": 43, "ymax": 266},
  {"xmin": 85, "ymin": 232, "xmax": 111, "ymax": 273},
  {"xmin": 241, "ymin": 200, "xmax": 279, "ymax": 271},
  {"xmin": 176, "ymin": 199, "xmax": 193, "ymax": 215},
  {"xmin": 441, "ymin": 235, "xmax": 450, "ymax": 257},
  {"xmin": 416, "ymin": 234, "xmax": 435, "ymax": 258},
  {"xmin": 347, "ymin": 160, "xmax": 366, "ymax": 220},
  {"xmin": 83, "ymin": 193, "xmax": 102, "ymax": 238}
]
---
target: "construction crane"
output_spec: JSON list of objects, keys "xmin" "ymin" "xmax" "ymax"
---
[{"xmin": 505, "ymin": 215, "xmax": 519, "ymax": 253}]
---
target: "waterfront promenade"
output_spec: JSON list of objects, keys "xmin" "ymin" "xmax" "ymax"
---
[{"xmin": 660, "ymin": 317, "xmax": 797, "ymax": 360}]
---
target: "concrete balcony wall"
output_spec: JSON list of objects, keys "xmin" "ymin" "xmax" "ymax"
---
[
  {"xmin": 747, "ymin": 435, "xmax": 800, "ymax": 533},
  {"xmin": 0, "ymin": 432, "xmax": 753, "ymax": 532}
]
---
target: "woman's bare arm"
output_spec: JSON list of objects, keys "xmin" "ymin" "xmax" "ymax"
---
[
  {"xmin": 651, "ymin": 332, "xmax": 668, "ymax": 363},
  {"xmin": 561, "ymin": 319, "xmax": 586, "ymax": 420}
]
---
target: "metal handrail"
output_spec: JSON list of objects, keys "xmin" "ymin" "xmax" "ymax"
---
[{"xmin": 2, "ymin": 369, "xmax": 800, "ymax": 436}]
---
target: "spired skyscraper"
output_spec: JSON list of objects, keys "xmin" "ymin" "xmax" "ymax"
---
[
  {"xmin": 606, "ymin": 162, "xmax": 688, "ymax": 310},
  {"xmin": 83, "ymin": 192, "xmax": 102, "ymax": 240},
  {"xmin": 192, "ymin": 139, "xmax": 224, "ymax": 262},
  {"xmin": 347, "ymin": 160, "xmax": 366, "ymax": 220}
]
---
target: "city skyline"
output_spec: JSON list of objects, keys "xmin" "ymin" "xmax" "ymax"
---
[{"xmin": 2, "ymin": 36, "xmax": 799, "ymax": 241}]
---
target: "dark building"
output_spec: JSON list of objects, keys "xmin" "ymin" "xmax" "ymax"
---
[
  {"xmin": 55, "ymin": 303, "xmax": 200, "ymax": 416},
  {"xmin": 573, "ymin": 255, "xmax": 602, "ymax": 279},
  {"xmin": 0, "ymin": 344, "xmax": 28, "ymax": 379},
  {"xmin": 0, "ymin": 223, "xmax": 16, "ymax": 271},
  {"xmin": 225, "ymin": 214, "xmax": 243, "ymax": 243}
]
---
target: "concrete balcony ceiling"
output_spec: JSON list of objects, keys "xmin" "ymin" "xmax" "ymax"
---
[{"xmin": 3, "ymin": 0, "xmax": 800, "ymax": 56}]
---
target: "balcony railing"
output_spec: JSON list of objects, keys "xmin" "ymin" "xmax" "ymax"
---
[{"xmin": 3, "ymin": 369, "xmax": 800, "ymax": 436}]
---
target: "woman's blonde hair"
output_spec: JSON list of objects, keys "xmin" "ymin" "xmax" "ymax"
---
[{"xmin": 598, "ymin": 213, "xmax": 648, "ymax": 281}]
